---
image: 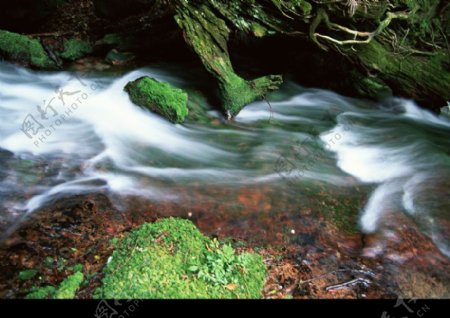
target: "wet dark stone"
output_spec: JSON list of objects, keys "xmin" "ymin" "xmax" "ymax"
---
[
  {"xmin": 0, "ymin": 148, "xmax": 13, "ymax": 181},
  {"xmin": 295, "ymin": 232, "xmax": 316, "ymax": 246}
]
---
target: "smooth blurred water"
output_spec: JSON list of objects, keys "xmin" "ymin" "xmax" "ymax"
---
[{"xmin": 0, "ymin": 61, "xmax": 449, "ymax": 256}]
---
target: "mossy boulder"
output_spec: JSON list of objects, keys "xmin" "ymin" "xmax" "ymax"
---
[
  {"xmin": 94, "ymin": 218, "xmax": 267, "ymax": 299},
  {"xmin": 125, "ymin": 77, "xmax": 189, "ymax": 123},
  {"xmin": 0, "ymin": 30, "xmax": 55, "ymax": 68},
  {"xmin": 59, "ymin": 38, "xmax": 93, "ymax": 61}
]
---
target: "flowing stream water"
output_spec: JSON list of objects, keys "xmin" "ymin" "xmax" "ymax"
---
[{"xmin": 1, "ymin": 61, "xmax": 449, "ymax": 263}]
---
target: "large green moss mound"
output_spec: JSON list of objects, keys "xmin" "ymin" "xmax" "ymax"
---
[
  {"xmin": 0, "ymin": 30, "xmax": 54, "ymax": 68},
  {"xmin": 125, "ymin": 77, "xmax": 189, "ymax": 123},
  {"xmin": 94, "ymin": 218, "xmax": 267, "ymax": 299}
]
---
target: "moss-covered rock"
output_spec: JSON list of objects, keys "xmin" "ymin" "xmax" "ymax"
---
[
  {"xmin": 59, "ymin": 38, "xmax": 93, "ymax": 61},
  {"xmin": 26, "ymin": 271, "xmax": 84, "ymax": 299},
  {"xmin": 94, "ymin": 218, "xmax": 267, "ymax": 299},
  {"xmin": 125, "ymin": 77, "xmax": 189, "ymax": 123},
  {"xmin": 0, "ymin": 30, "xmax": 54, "ymax": 68}
]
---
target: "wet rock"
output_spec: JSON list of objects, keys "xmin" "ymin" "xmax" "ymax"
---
[
  {"xmin": 105, "ymin": 49, "xmax": 134, "ymax": 66},
  {"xmin": 0, "ymin": 148, "xmax": 13, "ymax": 181},
  {"xmin": 96, "ymin": 33, "xmax": 141, "ymax": 53},
  {"xmin": 125, "ymin": 76, "xmax": 189, "ymax": 123},
  {"xmin": 440, "ymin": 104, "xmax": 450, "ymax": 118}
]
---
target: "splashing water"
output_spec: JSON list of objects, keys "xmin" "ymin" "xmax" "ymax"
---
[{"xmin": 0, "ymin": 61, "xmax": 449, "ymax": 257}]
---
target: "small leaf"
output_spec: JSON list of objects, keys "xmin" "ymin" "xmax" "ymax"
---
[{"xmin": 188, "ymin": 266, "xmax": 199, "ymax": 272}]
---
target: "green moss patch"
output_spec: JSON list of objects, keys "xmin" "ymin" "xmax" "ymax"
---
[
  {"xmin": 25, "ymin": 286, "xmax": 56, "ymax": 299},
  {"xmin": 60, "ymin": 38, "xmax": 93, "ymax": 61},
  {"xmin": 26, "ymin": 271, "xmax": 84, "ymax": 299},
  {"xmin": 356, "ymin": 40, "xmax": 450, "ymax": 106},
  {"xmin": 94, "ymin": 218, "xmax": 267, "ymax": 299},
  {"xmin": 0, "ymin": 30, "xmax": 54, "ymax": 68},
  {"xmin": 125, "ymin": 77, "xmax": 189, "ymax": 123}
]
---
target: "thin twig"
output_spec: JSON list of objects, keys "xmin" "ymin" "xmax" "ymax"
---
[
  {"xmin": 299, "ymin": 268, "xmax": 375, "ymax": 285},
  {"xmin": 325, "ymin": 278, "xmax": 370, "ymax": 291},
  {"xmin": 263, "ymin": 95, "xmax": 274, "ymax": 123}
]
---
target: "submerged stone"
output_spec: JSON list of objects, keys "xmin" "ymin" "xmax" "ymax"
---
[
  {"xmin": 94, "ymin": 218, "xmax": 267, "ymax": 299},
  {"xmin": 125, "ymin": 76, "xmax": 189, "ymax": 123},
  {"xmin": 440, "ymin": 104, "xmax": 450, "ymax": 118},
  {"xmin": 96, "ymin": 33, "xmax": 140, "ymax": 52},
  {"xmin": 105, "ymin": 49, "xmax": 135, "ymax": 65}
]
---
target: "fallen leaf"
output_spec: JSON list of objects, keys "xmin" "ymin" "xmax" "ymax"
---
[{"xmin": 225, "ymin": 284, "xmax": 237, "ymax": 291}]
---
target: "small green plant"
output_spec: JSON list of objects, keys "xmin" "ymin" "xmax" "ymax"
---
[
  {"xmin": 18, "ymin": 269, "xmax": 38, "ymax": 280},
  {"xmin": 188, "ymin": 239, "xmax": 251, "ymax": 286}
]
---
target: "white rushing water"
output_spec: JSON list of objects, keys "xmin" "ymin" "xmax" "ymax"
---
[
  {"xmin": 319, "ymin": 99, "xmax": 450, "ymax": 256},
  {"xmin": 0, "ymin": 62, "xmax": 449, "ymax": 256}
]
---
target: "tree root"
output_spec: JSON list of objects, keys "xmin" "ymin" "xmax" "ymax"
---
[{"xmin": 310, "ymin": 9, "xmax": 409, "ymax": 50}]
